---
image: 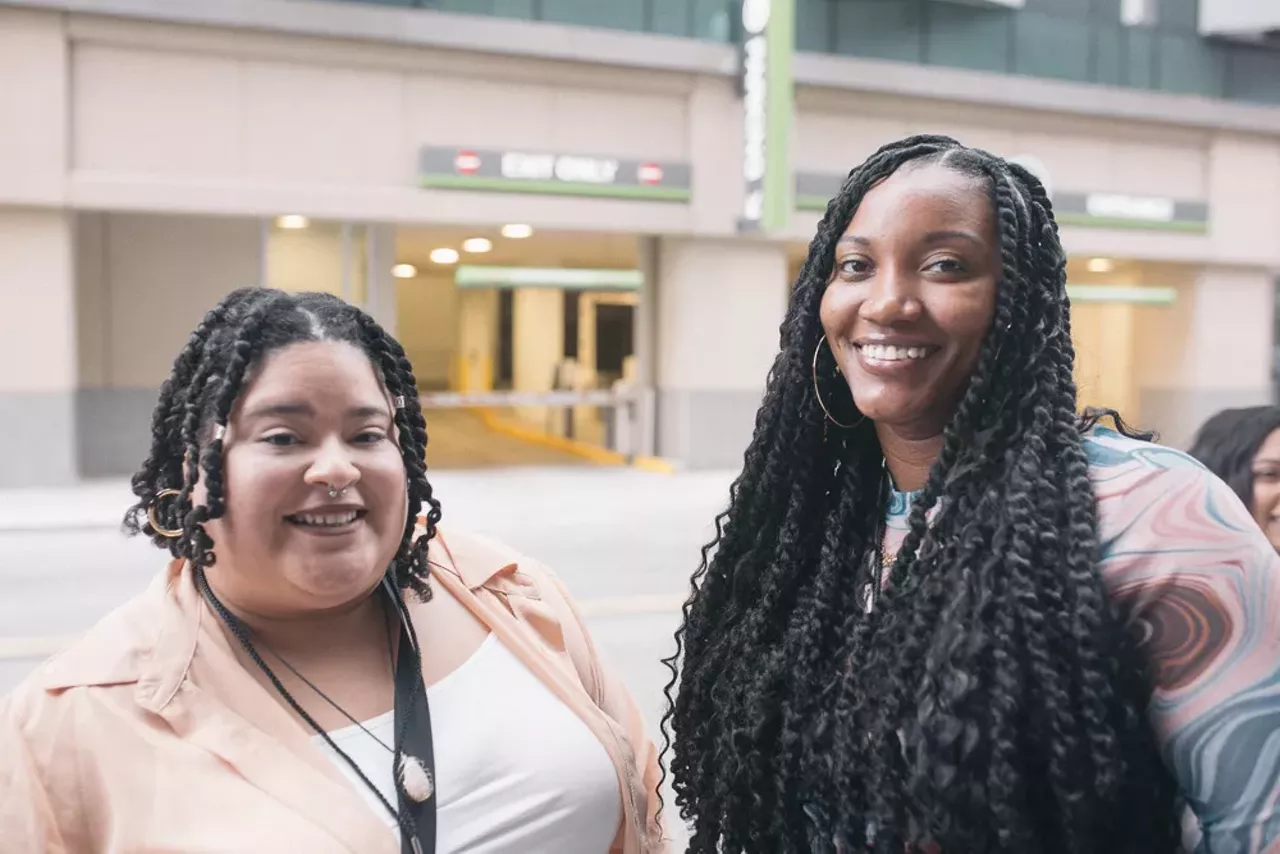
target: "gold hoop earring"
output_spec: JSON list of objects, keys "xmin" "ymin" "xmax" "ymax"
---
[
  {"xmin": 147, "ymin": 489, "xmax": 185, "ymax": 539},
  {"xmin": 812, "ymin": 335, "xmax": 864, "ymax": 430}
]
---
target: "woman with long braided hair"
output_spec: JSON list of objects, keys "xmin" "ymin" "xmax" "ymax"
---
[
  {"xmin": 0, "ymin": 288, "xmax": 664, "ymax": 854},
  {"xmin": 665, "ymin": 136, "xmax": 1280, "ymax": 852}
]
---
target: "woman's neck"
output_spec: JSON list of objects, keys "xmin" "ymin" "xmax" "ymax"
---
[
  {"xmin": 205, "ymin": 576, "xmax": 392, "ymax": 665},
  {"xmin": 877, "ymin": 426, "xmax": 944, "ymax": 493}
]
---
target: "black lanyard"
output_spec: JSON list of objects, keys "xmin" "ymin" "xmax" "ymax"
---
[{"xmin": 389, "ymin": 586, "xmax": 436, "ymax": 854}]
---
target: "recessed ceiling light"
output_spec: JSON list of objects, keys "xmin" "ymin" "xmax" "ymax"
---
[
  {"xmin": 1087, "ymin": 257, "xmax": 1115, "ymax": 273},
  {"xmin": 392, "ymin": 263, "xmax": 418, "ymax": 279},
  {"xmin": 429, "ymin": 248, "xmax": 460, "ymax": 265},
  {"xmin": 462, "ymin": 237, "xmax": 493, "ymax": 254},
  {"xmin": 276, "ymin": 215, "xmax": 310, "ymax": 230},
  {"xmin": 500, "ymin": 224, "xmax": 534, "ymax": 239}
]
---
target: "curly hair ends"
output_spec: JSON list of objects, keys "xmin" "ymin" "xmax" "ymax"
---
[
  {"xmin": 662, "ymin": 135, "xmax": 1183, "ymax": 853},
  {"xmin": 1187, "ymin": 405, "xmax": 1280, "ymax": 513},
  {"xmin": 122, "ymin": 287, "xmax": 443, "ymax": 601}
]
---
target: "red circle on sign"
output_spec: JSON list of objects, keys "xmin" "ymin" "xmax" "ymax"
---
[
  {"xmin": 455, "ymin": 151, "xmax": 481, "ymax": 175},
  {"xmin": 637, "ymin": 163, "xmax": 664, "ymax": 185}
]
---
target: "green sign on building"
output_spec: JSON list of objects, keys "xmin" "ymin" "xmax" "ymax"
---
[{"xmin": 738, "ymin": 0, "xmax": 795, "ymax": 234}]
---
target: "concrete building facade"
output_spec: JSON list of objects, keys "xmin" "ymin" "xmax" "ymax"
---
[{"xmin": 1, "ymin": 0, "xmax": 1278, "ymax": 484}]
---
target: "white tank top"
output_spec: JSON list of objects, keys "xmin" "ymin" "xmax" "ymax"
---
[{"xmin": 313, "ymin": 633, "xmax": 623, "ymax": 853}]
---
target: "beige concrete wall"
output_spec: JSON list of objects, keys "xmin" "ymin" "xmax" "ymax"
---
[
  {"xmin": 83, "ymin": 214, "xmax": 261, "ymax": 388},
  {"xmin": 794, "ymin": 90, "xmax": 1210, "ymax": 200},
  {"xmin": 1136, "ymin": 266, "xmax": 1275, "ymax": 448},
  {"xmin": 790, "ymin": 93, "xmax": 1280, "ymax": 269},
  {"xmin": 396, "ymin": 273, "xmax": 459, "ymax": 390},
  {"xmin": 657, "ymin": 238, "xmax": 787, "ymax": 391},
  {"xmin": 0, "ymin": 209, "xmax": 77, "ymax": 484},
  {"xmin": 64, "ymin": 16, "xmax": 703, "ymax": 234},
  {"xmin": 655, "ymin": 237, "xmax": 788, "ymax": 467},
  {"xmin": 0, "ymin": 210, "xmax": 76, "ymax": 392},
  {"xmin": 0, "ymin": 10, "xmax": 66, "ymax": 208},
  {"xmin": 1207, "ymin": 135, "xmax": 1280, "ymax": 268}
]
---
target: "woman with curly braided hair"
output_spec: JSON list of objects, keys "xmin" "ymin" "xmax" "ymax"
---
[
  {"xmin": 0, "ymin": 288, "xmax": 664, "ymax": 854},
  {"xmin": 665, "ymin": 136, "xmax": 1280, "ymax": 853}
]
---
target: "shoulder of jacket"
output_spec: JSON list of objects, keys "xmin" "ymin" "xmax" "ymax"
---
[{"xmin": 30, "ymin": 583, "xmax": 165, "ymax": 694}]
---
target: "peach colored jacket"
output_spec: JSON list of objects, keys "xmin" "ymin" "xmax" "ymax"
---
[{"xmin": 0, "ymin": 528, "xmax": 668, "ymax": 854}]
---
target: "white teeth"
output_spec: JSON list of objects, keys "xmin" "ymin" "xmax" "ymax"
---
[
  {"xmin": 860, "ymin": 344, "xmax": 930, "ymax": 362},
  {"xmin": 293, "ymin": 511, "xmax": 359, "ymax": 527}
]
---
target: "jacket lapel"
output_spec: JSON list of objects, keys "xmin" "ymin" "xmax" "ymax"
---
[{"xmin": 137, "ymin": 563, "xmax": 399, "ymax": 854}]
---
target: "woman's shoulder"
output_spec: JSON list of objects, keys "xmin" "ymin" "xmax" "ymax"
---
[
  {"xmin": 426, "ymin": 526, "xmax": 564, "ymax": 591},
  {"xmin": 1084, "ymin": 425, "xmax": 1230, "ymax": 527},
  {"xmin": 1083, "ymin": 425, "xmax": 1209, "ymax": 482},
  {"xmin": 3, "ymin": 570, "xmax": 171, "ymax": 721},
  {"xmin": 1085, "ymin": 425, "xmax": 1275, "ymax": 591}
]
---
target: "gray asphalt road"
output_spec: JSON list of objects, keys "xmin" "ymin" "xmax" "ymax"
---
[{"xmin": 0, "ymin": 466, "xmax": 736, "ymax": 851}]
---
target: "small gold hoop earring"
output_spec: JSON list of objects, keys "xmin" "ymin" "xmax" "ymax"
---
[
  {"xmin": 812, "ymin": 335, "xmax": 864, "ymax": 430},
  {"xmin": 147, "ymin": 489, "xmax": 186, "ymax": 539}
]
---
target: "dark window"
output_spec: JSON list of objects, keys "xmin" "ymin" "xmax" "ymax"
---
[
  {"xmin": 496, "ymin": 289, "xmax": 514, "ymax": 389},
  {"xmin": 563, "ymin": 290, "xmax": 580, "ymax": 361},
  {"xmin": 595, "ymin": 304, "xmax": 635, "ymax": 379},
  {"xmin": 924, "ymin": 1, "xmax": 1013, "ymax": 74}
]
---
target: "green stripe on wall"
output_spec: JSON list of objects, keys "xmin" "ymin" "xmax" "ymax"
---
[
  {"xmin": 795, "ymin": 200, "xmax": 1209, "ymax": 232},
  {"xmin": 420, "ymin": 175, "xmax": 692, "ymax": 202},
  {"xmin": 796, "ymin": 194, "xmax": 831, "ymax": 212},
  {"xmin": 1056, "ymin": 213, "xmax": 1207, "ymax": 233},
  {"xmin": 456, "ymin": 266, "xmax": 642, "ymax": 290},
  {"xmin": 1066, "ymin": 285, "xmax": 1177, "ymax": 305},
  {"xmin": 762, "ymin": 0, "xmax": 795, "ymax": 232}
]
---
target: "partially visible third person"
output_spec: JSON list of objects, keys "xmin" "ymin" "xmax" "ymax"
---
[{"xmin": 1189, "ymin": 405, "xmax": 1280, "ymax": 553}]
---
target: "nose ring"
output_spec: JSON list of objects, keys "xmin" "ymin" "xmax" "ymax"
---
[{"xmin": 327, "ymin": 484, "xmax": 350, "ymax": 499}]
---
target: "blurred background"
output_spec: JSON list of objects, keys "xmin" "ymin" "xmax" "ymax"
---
[{"xmin": 1, "ymin": 0, "xmax": 1278, "ymax": 847}]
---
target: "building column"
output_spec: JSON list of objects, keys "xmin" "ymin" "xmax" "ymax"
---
[
  {"xmin": 1138, "ymin": 265, "xmax": 1275, "ymax": 449},
  {"xmin": 363, "ymin": 224, "xmax": 398, "ymax": 335},
  {"xmin": 0, "ymin": 209, "xmax": 77, "ymax": 486},
  {"xmin": 632, "ymin": 236, "xmax": 660, "ymax": 458},
  {"xmin": 653, "ymin": 236, "xmax": 788, "ymax": 469}
]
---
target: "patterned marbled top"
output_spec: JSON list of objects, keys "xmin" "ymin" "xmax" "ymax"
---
[{"xmin": 880, "ymin": 427, "xmax": 1280, "ymax": 851}]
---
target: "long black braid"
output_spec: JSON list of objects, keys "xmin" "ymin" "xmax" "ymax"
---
[
  {"xmin": 662, "ymin": 136, "xmax": 1182, "ymax": 853},
  {"xmin": 123, "ymin": 287, "xmax": 443, "ymax": 835}
]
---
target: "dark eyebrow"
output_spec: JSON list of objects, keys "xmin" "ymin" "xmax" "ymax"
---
[
  {"xmin": 836, "ymin": 235, "xmax": 871, "ymax": 249},
  {"xmin": 922, "ymin": 229, "xmax": 983, "ymax": 247},
  {"xmin": 244, "ymin": 402, "xmax": 390, "ymax": 420}
]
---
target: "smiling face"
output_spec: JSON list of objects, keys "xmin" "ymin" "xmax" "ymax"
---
[
  {"xmin": 820, "ymin": 161, "xmax": 1000, "ymax": 439},
  {"xmin": 199, "ymin": 340, "xmax": 409, "ymax": 619},
  {"xmin": 1251, "ymin": 428, "xmax": 1280, "ymax": 552}
]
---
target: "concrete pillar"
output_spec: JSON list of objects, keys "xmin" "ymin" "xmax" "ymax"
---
[
  {"xmin": 0, "ymin": 209, "xmax": 77, "ymax": 486},
  {"xmin": 396, "ymin": 269, "xmax": 459, "ymax": 391},
  {"xmin": 633, "ymin": 236, "xmax": 660, "ymax": 457},
  {"xmin": 75, "ymin": 212, "xmax": 262, "ymax": 478},
  {"xmin": 457, "ymin": 289, "xmax": 497, "ymax": 392},
  {"xmin": 512, "ymin": 288, "xmax": 564, "ymax": 430},
  {"xmin": 364, "ymin": 224, "xmax": 398, "ymax": 335},
  {"xmin": 654, "ymin": 237, "xmax": 788, "ymax": 469},
  {"xmin": 1138, "ymin": 265, "xmax": 1275, "ymax": 449},
  {"xmin": 0, "ymin": 9, "xmax": 66, "ymax": 209}
]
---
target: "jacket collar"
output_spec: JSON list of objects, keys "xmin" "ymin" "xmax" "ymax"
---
[{"xmin": 429, "ymin": 527, "xmax": 521, "ymax": 591}]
